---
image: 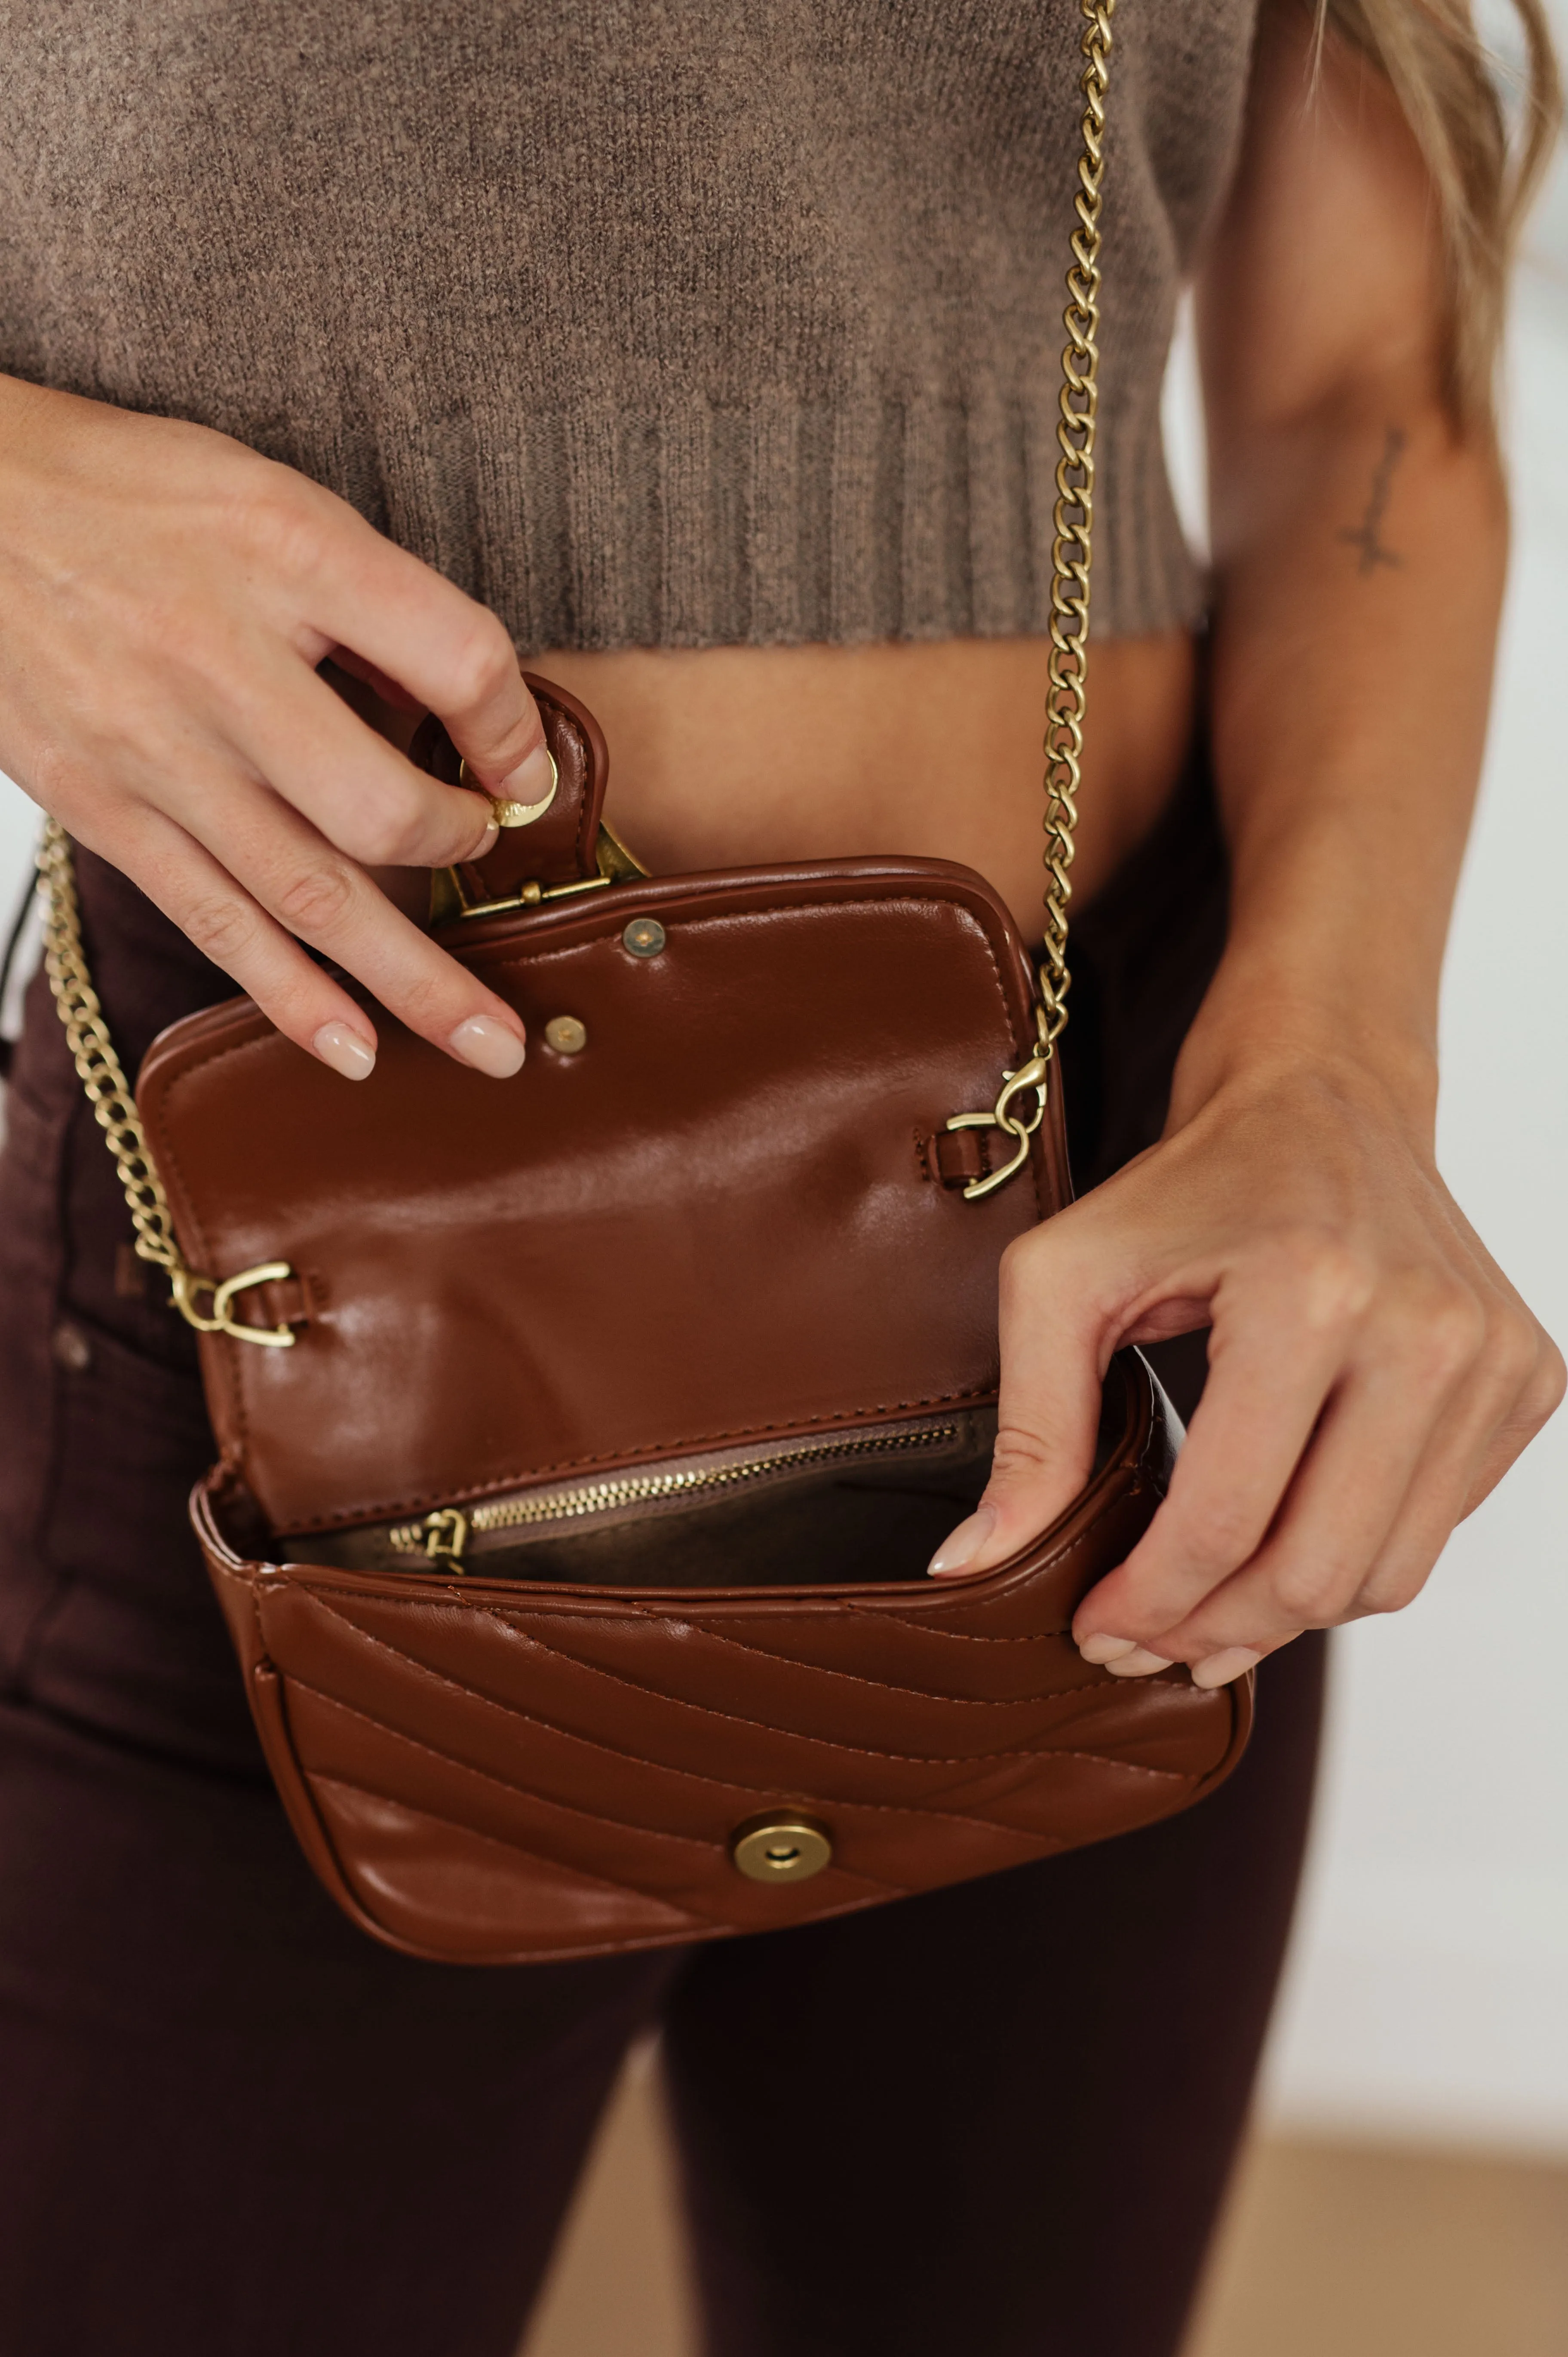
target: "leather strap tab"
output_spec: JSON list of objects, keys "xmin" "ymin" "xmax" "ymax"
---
[
  {"xmin": 230, "ymin": 1272, "xmax": 313, "ymax": 1332},
  {"xmin": 411, "ymin": 673, "xmax": 610, "ymax": 899},
  {"xmin": 928, "ymin": 1128, "xmax": 994, "ymax": 1190}
]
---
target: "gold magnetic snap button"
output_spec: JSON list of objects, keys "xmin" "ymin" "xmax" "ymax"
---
[
  {"xmin": 543, "ymin": 1015, "xmax": 587, "ymax": 1054},
  {"xmin": 622, "ymin": 917, "xmax": 666, "ymax": 958},
  {"xmin": 730, "ymin": 1815, "xmax": 834, "ymax": 1884}
]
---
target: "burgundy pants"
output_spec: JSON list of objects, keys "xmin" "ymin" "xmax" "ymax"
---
[{"xmin": 0, "ymin": 762, "xmax": 1323, "ymax": 2357}]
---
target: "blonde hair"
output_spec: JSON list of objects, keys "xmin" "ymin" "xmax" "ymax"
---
[{"xmin": 1319, "ymin": 0, "xmax": 1562, "ymax": 424}]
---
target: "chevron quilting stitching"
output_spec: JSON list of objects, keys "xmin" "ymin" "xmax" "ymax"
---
[
  {"xmin": 288, "ymin": 1594, "xmax": 1198, "ymax": 1788},
  {"xmin": 415, "ymin": 1611, "xmax": 1196, "ymax": 1776},
  {"xmin": 291, "ymin": 1680, "xmax": 919, "ymax": 1905},
  {"xmin": 307, "ymin": 1769, "xmax": 730, "ymax": 1930},
  {"xmin": 578, "ymin": 1611, "xmax": 1134, "ymax": 1709}
]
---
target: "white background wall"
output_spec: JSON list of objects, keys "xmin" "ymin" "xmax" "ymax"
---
[{"xmin": 3, "ymin": 20, "xmax": 1565, "ymax": 2155}]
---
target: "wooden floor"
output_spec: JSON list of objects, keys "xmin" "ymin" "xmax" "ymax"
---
[
  {"xmin": 521, "ymin": 2049, "xmax": 1568, "ymax": 2357},
  {"xmin": 1185, "ymin": 2132, "xmax": 1568, "ymax": 2357}
]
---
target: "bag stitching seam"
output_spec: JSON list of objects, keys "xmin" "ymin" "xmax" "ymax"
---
[
  {"xmin": 308, "ymin": 1763, "xmax": 910, "ymax": 1915},
  {"xmin": 285, "ymin": 1672, "xmax": 980, "ymax": 1872},
  {"xmin": 296, "ymin": 1591, "xmax": 1193, "ymax": 1780}
]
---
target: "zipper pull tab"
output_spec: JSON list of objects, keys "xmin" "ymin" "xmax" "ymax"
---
[{"xmin": 422, "ymin": 1508, "xmax": 470, "ymax": 1567}]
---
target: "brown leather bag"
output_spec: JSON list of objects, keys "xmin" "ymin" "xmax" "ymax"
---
[{"xmin": 38, "ymin": 0, "xmax": 1252, "ymax": 1965}]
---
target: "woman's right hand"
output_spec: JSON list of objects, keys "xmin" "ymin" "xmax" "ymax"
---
[{"xmin": 0, "ymin": 374, "xmax": 552, "ymax": 1079}]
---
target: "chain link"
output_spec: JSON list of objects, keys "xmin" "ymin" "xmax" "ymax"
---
[
  {"xmin": 37, "ymin": 819, "xmax": 299, "ymax": 1344},
  {"xmin": 37, "ymin": 816, "xmax": 189, "ymax": 1280},
  {"xmin": 1039, "ymin": 0, "xmax": 1114, "ymax": 1059}
]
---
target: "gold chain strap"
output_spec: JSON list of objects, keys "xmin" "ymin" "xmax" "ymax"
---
[
  {"xmin": 36, "ymin": 4, "xmax": 1114, "ymax": 1271},
  {"xmin": 37, "ymin": 817, "xmax": 296, "ymax": 1345},
  {"xmin": 1040, "ymin": 0, "xmax": 1113, "ymax": 1052},
  {"xmin": 944, "ymin": 0, "xmax": 1112, "ymax": 1200},
  {"xmin": 37, "ymin": 817, "xmax": 182, "ymax": 1278}
]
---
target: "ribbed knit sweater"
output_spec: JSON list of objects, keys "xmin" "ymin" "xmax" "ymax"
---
[{"xmin": 0, "ymin": 1, "xmax": 1257, "ymax": 649}]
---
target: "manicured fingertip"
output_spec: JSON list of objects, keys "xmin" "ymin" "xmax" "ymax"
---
[
  {"xmin": 1190, "ymin": 1648, "xmax": 1263, "ymax": 1689},
  {"xmin": 1077, "ymin": 1633, "xmax": 1139, "ymax": 1665},
  {"xmin": 1104, "ymin": 1648, "xmax": 1174, "ymax": 1678},
  {"xmin": 927, "ymin": 1506, "xmax": 998, "ymax": 1577},
  {"xmin": 449, "ymin": 1014, "xmax": 527, "ymax": 1077},
  {"xmin": 444, "ymin": 791, "xmax": 500, "ymax": 865},
  {"xmin": 312, "ymin": 1021, "xmax": 377, "ymax": 1081},
  {"xmin": 497, "ymin": 742, "xmax": 555, "ymax": 806}
]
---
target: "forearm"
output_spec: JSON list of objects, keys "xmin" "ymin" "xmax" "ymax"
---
[
  {"xmin": 1177, "ymin": 385, "xmax": 1506, "ymax": 1138},
  {"xmin": 1174, "ymin": 0, "xmax": 1511, "ymax": 1145}
]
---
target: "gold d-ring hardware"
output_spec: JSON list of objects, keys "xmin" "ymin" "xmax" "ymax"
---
[
  {"xmin": 433, "ymin": 815, "xmax": 649, "ymax": 926},
  {"xmin": 169, "ymin": 1260, "xmax": 299, "ymax": 1348},
  {"xmin": 459, "ymin": 751, "xmax": 559, "ymax": 829}
]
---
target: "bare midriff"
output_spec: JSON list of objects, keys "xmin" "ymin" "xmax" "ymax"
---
[{"xmin": 536, "ymin": 630, "xmax": 1198, "ymax": 936}]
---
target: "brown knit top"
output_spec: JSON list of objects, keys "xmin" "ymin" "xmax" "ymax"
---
[{"xmin": 0, "ymin": 0, "xmax": 1257, "ymax": 649}]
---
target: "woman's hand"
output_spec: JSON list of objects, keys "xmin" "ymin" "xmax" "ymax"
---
[
  {"xmin": 0, "ymin": 374, "xmax": 552, "ymax": 1078},
  {"xmin": 929, "ymin": 1045, "xmax": 1565, "ymax": 1682}
]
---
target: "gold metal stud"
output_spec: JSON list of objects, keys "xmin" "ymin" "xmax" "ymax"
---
[
  {"xmin": 730, "ymin": 1815, "xmax": 834, "ymax": 1884},
  {"xmin": 544, "ymin": 1015, "xmax": 587, "ymax": 1055},
  {"xmin": 622, "ymin": 917, "xmax": 666, "ymax": 958}
]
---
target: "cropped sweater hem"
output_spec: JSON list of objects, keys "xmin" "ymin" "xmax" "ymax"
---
[
  {"xmin": 393, "ymin": 390, "xmax": 1204, "ymax": 653},
  {"xmin": 0, "ymin": 0, "xmax": 1250, "ymax": 653}
]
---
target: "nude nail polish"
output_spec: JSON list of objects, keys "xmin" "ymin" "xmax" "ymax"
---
[
  {"xmin": 497, "ymin": 744, "xmax": 556, "ymax": 809},
  {"xmin": 449, "ymin": 1015, "xmax": 526, "ymax": 1077},
  {"xmin": 1077, "ymin": 1633, "xmax": 1139, "ymax": 1665},
  {"xmin": 1104, "ymin": 1647, "xmax": 1174, "ymax": 1678},
  {"xmin": 1191, "ymin": 1648, "xmax": 1262, "ymax": 1689},
  {"xmin": 927, "ymin": 1506, "xmax": 997, "ymax": 1577},
  {"xmin": 312, "ymin": 1021, "xmax": 376, "ymax": 1081}
]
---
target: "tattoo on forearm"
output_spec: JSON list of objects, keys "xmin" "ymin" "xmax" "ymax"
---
[{"xmin": 1338, "ymin": 426, "xmax": 1408, "ymax": 574}]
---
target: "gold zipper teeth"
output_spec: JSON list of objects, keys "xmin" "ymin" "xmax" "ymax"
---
[{"xmin": 387, "ymin": 1424, "xmax": 959, "ymax": 1556}]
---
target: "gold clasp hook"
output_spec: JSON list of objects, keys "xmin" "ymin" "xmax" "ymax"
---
[
  {"xmin": 944, "ymin": 1051, "xmax": 1050, "ymax": 1202},
  {"xmin": 170, "ymin": 1260, "xmax": 299, "ymax": 1348}
]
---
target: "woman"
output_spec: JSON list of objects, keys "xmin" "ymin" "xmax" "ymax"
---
[{"xmin": 0, "ymin": 2, "xmax": 1559, "ymax": 2352}]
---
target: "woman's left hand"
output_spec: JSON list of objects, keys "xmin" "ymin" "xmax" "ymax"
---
[{"xmin": 927, "ymin": 1047, "xmax": 1564, "ymax": 1686}]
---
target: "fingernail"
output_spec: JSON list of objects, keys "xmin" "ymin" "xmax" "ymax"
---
[
  {"xmin": 1191, "ymin": 1648, "xmax": 1262, "ymax": 1689},
  {"xmin": 1105, "ymin": 1647, "xmax": 1174, "ymax": 1678},
  {"xmin": 927, "ymin": 1506, "xmax": 998, "ymax": 1578},
  {"xmin": 449, "ymin": 1015, "xmax": 526, "ymax": 1077},
  {"xmin": 312, "ymin": 1021, "xmax": 376, "ymax": 1081},
  {"xmin": 1077, "ymin": 1633, "xmax": 1139, "ymax": 1665},
  {"xmin": 497, "ymin": 743, "xmax": 555, "ymax": 806}
]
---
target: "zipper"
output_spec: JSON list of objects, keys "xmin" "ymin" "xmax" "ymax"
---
[{"xmin": 386, "ymin": 1421, "xmax": 964, "ymax": 1569}]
